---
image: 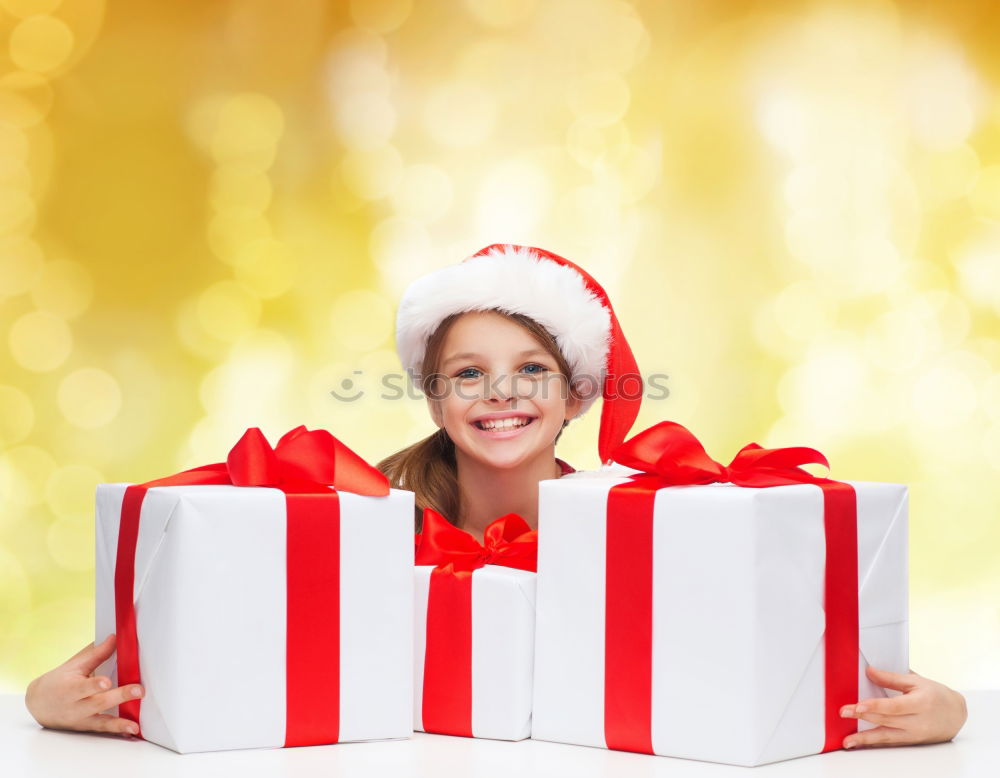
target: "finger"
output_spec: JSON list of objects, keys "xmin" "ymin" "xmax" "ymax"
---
[
  {"xmin": 849, "ymin": 695, "xmax": 918, "ymax": 717},
  {"xmin": 81, "ymin": 713, "xmax": 140, "ymax": 737},
  {"xmin": 66, "ymin": 634, "xmax": 116, "ymax": 675},
  {"xmin": 865, "ymin": 664, "xmax": 919, "ymax": 693},
  {"xmin": 75, "ymin": 674, "xmax": 114, "ymax": 700},
  {"xmin": 84, "ymin": 683, "xmax": 144, "ymax": 714},
  {"xmin": 852, "ymin": 709, "xmax": 913, "ymax": 727},
  {"xmin": 844, "ymin": 725, "xmax": 908, "ymax": 749}
]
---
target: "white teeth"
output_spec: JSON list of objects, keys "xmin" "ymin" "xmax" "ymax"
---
[{"xmin": 477, "ymin": 417, "xmax": 532, "ymax": 431}]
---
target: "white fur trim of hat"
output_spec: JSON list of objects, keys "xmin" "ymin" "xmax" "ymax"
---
[{"xmin": 395, "ymin": 245, "xmax": 613, "ymax": 420}]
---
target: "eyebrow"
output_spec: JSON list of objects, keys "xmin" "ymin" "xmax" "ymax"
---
[{"xmin": 442, "ymin": 348, "xmax": 549, "ymax": 367}]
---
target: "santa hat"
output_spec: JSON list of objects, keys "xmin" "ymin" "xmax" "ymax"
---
[{"xmin": 395, "ymin": 243, "xmax": 642, "ymax": 464}]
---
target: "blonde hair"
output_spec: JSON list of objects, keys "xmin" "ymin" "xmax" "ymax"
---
[{"xmin": 376, "ymin": 309, "xmax": 575, "ymax": 532}]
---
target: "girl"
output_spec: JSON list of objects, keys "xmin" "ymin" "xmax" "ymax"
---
[{"xmin": 26, "ymin": 244, "xmax": 967, "ymax": 751}]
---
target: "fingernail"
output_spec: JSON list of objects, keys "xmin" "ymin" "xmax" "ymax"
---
[
  {"xmin": 131, "ymin": 686, "xmax": 143, "ymax": 697},
  {"xmin": 844, "ymin": 740, "xmax": 856, "ymax": 750},
  {"xmin": 127, "ymin": 725, "xmax": 138, "ymax": 735},
  {"xmin": 99, "ymin": 679, "xmax": 111, "ymax": 690},
  {"xmin": 840, "ymin": 706, "xmax": 854, "ymax": 717},
  {"xmin": 855, "ymin": 704, "xmax": 868, "ymax": 713}
]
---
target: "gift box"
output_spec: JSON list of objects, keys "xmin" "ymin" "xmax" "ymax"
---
[
  {"xmin": 413, "ymin": 509, "xmax": 537, "ymax": 741},
  {"xmin": 94, "ymin": 426, "xmax": 415, "ymax": 754},
  {"xmin": 531, "ymin": 421, "xmax": 908, "ymax": 767}
]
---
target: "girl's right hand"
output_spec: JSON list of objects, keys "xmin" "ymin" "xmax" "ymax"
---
[{"xmin": 24, "ymin": 633, "xmax": 144, "ymax": 737}]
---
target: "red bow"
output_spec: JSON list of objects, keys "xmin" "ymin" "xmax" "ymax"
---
[
  {"xmin": 136, "ymin": 424, "xmax": 390, "ymax": 495},
  {"xmin": 611, "ymin": 420, "xmax": 831, "ymax": 487},
  {"xmin": 416, "ymin": 508, "xmax": 538, "ymax": 573},
  {"xmin": 601, "ymin": 419, "xmax": 858, "ymax": 756},
  {"xmin": 114, "ymin": 425, "xmax": 387, "ymax": 746}
]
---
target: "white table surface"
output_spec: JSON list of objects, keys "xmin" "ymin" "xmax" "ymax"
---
[{"xmin": 2, "ymin": 691, "xmax": 997, "ymax": 777}]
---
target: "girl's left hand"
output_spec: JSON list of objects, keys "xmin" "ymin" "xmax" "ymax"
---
[{"xmin": 839, "ymin": 665, "xmax": 968, "ymax": 749}]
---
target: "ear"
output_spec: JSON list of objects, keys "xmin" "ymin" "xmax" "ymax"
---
[{"xmin": 564, "ymin": 378, "xmax": 584, "ymax": 421}]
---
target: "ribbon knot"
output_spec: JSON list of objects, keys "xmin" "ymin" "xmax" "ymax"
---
[
  {"xmin": 415, "ymin": 508, "xmax": 538, "ymax": 574},
  {"xmin": 610, "ymin": 420, "xmax": 831, "ymax": 488}
]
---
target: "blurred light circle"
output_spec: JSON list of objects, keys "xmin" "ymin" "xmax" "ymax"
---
[
  {"xmin": 0, "ymin": 384, "xmax": 34, "ymax": 446},
  {"xmin": 8, "ymin": 309, "xmax": 72, "ymax": 371},
  {"xmin": 582, "ymin": 6, "xmax": 648, "ymax": 73},
  {"xmin": 350, "ymin": 0, "xmax": 413, "ymax": 33},
  {"xmin": 210, "ymin": 93, "xmax": 285, "ymax": 163},
  {"xmin": 330, "ymin": 289, "xmax": 393, "ymax": 352},
  {"xmin": 196, "ymin": 280, "xmax": 261, "ymax": 341},
  {"xmin": 29, "ymin": 258, "xmax": 94, "ymax": 319},
  {"xmin": 910, "ymin": 352, "xmax": 987, "ymax": 429},
  {"xmin": 771, "ymin": 280, "xmax": 838, "ymax": 343},
  {"xmin": 8, "ymin": 15, "xmax": 74, "ymax": 73},
  {"xmin": 0, "ymin": 70, "xmax": 54, "ymax": 127},
  {"xmin": 904, "ymin": 47, "xmax": 980, "ymax": 151},
  {"xmin": 326, "ymin": 32, "xmax": 390, "ymax": 95},
  {"xmin": 45, "ymin": 463, "xmax": 106, "ymax": 519},
  {"xmin": 0, "ymin": 121, "xmax": 28, "ymax": 159},
  {"xmin": 476, "ymin": 158, "xmax": 551, "ymax": 237},
  {"xmin": 339, "ymin": 144, "xmax": 403, "ymax": 200},
  {"xmin": 854, "ymin": 235, "xmax": 903, "ymax": 293},
  {"xmin": 232, "ymin": 239, "xmax": 298, "ymax": 299},
  {"xmin": 332, "ymin": 92, "xmax": 396, "ymax": 150},
  {"xmin": 0, "ymin": 444, "xmax": 57, "ymax": 507},
  {"xmin": 955, "ymin": 237, "xmax": 1000, "ymax": 312},
  {"xmin": 566, "ymin": 121, "xmax": 631, "ymax": 169},
  {"xmin": 0, "ymin": 186, "xmax": 36, "ymax": 232},
  {"xmin": 369, "ymin": 217, "xmax": 432, "ymax": 294},
  {"xmin": 969, "ymin": 165, "xmax": 1000, "ymax": 222},
  {"xmin": 46, "ymin": 516, "xmax": 93, "ymax": 571},
  {"xmin": 174, "ymin": 297, "xmax": 227, "ymax": 360},
  {"xmin": 422, "ymin": 82, "xmax": 496, "ymax": 147},
  {"xmin": 209, "ymin": 167, "xmax": 272, "ymax": 216},
  {"xmin": 57, "ymin": 367, "xmax": 122, "ymax": 428},
  {"xmin": 567, "ymin": 75, "xmax": 630, "ymax": 126},
  {"xmin": 617, "ymin": 142, "xmax": 660, "ymax": 203},
  {"xmin": 0, "ymin": 234, "xmax": 43, "ymax": 297},
  {"xmin": 864, "ymin": 302, "xmax": 938, "ymax": 372},
  {"xmin": 913, "ymin": 145, "xmax": 979, "ymax": 208},
  {"xmin": 207, "ymin": 213, "xmax": 272, "ymax": 262},
  {"xmin": 390, "ymin": 164, "xmax": 453, "ymax": 223},
  {"xmin": 464, "ymin": 0, "xmax": 537, "ymax": 27}
]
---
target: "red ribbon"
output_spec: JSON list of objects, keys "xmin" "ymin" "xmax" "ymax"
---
[
  {"xmin": 113, "ymin": 425, "xmax": 389, "ymax": 746},
  {"xmin": 602, "ymin": 421, "xmax": 858, "ymax": 754},
  {"xmin": 415, "ymin": 508, "xmax": 538, "ymax": 737}
]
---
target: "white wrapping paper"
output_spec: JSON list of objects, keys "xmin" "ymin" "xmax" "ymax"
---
[
  {"xmin": 413, "ymin": 564, "xmax": 536, "ymax": 741},
  {"xmin": 532, "ymin": 465, "xmax": 908, "ymax": 766},
  {"xmin": 94, "ymin": 483, "xmax": 415, "ymax": 754}
]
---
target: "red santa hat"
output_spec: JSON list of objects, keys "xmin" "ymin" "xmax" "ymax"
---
[{"xmin": 395, "ymin": 243, "xmax": 642, "ymax": 464}]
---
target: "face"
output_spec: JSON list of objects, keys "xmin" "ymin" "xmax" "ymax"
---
[{"xmin": 428, "ymin": 311, "xmax": 581, "ymax": 470}]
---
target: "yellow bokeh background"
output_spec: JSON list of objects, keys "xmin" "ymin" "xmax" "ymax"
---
[{"xmin": 2, "ymin": 0, "xmax": 999, "ymax": 692}]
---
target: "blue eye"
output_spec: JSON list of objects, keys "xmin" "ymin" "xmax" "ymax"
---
[
  {"xmin": 456, "ymin": 367, "xmax": 482, "ymax": 379},
  {"xmin": 522, "ymin": 363, "xmax": 548, "ymax": 375}
]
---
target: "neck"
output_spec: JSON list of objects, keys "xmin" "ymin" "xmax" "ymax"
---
[{"xmin": 455, "ymin": 446, "xmax": 562, "ymax": 543}]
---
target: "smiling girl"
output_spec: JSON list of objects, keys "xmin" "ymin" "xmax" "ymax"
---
[{"xmin": 26, "ymin": 244, "xmax": 966, "ymax": 751}]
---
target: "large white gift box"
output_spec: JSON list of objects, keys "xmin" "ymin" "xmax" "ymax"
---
[
  {"xmin": 532, "ymin": 462, "xmax": 908, "ymax": 766},
  {"xmin": 93, "ymin": 428, "xmax": 415, "ymax": 754},
  {"xmin": 412, "ymin": 510, "xmax": 537, "ymax": 741}
]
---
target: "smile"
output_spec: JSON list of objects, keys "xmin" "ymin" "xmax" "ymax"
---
[{"xmin": 471, "ymin": 416, "xmax": 537, "ymax": 438}]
